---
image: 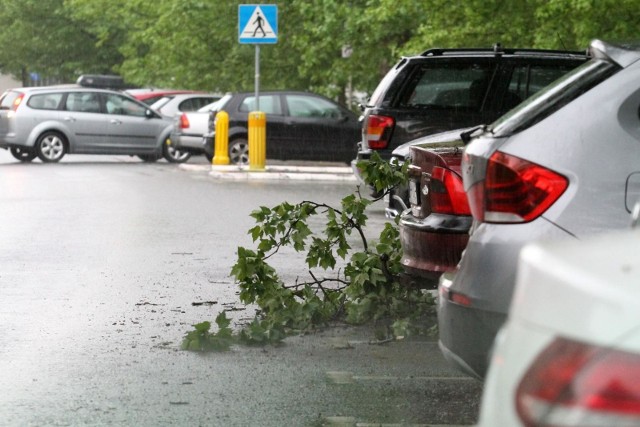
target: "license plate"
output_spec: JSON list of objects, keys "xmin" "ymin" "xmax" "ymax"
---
[{"xmin": 409, "ymin": 180, "xmax": 419, "ymax": 206}]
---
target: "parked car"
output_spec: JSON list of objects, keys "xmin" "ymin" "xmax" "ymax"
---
[
  {"xmin": 170, "ymin": 96, "xmax": 229, "ymax": 161},
  {"xmin": 397, "ymin": 128, "xmax": 473, "ymax": 289},
  {"xmin": 395, "ymin": 50, "xmax": 586, "ymax": 289},
  {"xmin": 127, "ymin": 89, "xmax": 200, "ymax": 106},
  {"xmin": 478, "ymin": 227, "xmax": 640, "ymax": 426},
  {"xmin": 438, "ymin": 39, "xmax": 640, "ymax": 379},
  {"xmin": 0, "ymin": 77, "xmax": 185, "ymax": 163},
  {"xmin": 149, "ymin": 93, "xmax": 221, "ymax": 118},
  {"xmin": 171, "ymin": 91, "xmax": 360, "ymax": 164},
  {"xmin": 364, "ymin": 46, "xmax": 588, "ymax": 215}
]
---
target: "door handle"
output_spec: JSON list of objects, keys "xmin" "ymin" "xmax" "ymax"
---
[
  {"xmin": 63, "ymin": 117, "xmax": 76, "ymax": 122},
  {"xmin": 110, "ymin": 119, "xmax": 122, "ymax": 125}
]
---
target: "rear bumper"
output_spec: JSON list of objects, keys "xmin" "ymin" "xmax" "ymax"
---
[
  {"xmin": 171, "ymin": 133, "xmax": 207, "ymax": 154},
  {"xmin": 399, "ymin": 213, "xmax": 471, "ymax": 288}
]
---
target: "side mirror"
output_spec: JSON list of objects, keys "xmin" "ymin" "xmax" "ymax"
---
[{"xmin": 145, "ymin": 109, "xmax": 156, "ymax": 118}]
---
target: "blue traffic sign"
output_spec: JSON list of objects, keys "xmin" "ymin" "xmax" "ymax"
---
[{"xmin": 239, "ymin": 4, "xmax": 278, "ymax": 44}]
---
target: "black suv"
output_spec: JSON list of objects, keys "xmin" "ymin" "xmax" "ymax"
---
[{"xmin": 354, "ymin": 45, "xmax": 588, "ymax": 211}]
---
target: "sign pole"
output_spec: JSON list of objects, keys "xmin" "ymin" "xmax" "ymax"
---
[
  {"xmin": 238, "ymin": 4, "xmax": 277, "ymax": 170},
  {"xmin": 255, "ymin": 45, "xmax": 260, "ymax": 110}
]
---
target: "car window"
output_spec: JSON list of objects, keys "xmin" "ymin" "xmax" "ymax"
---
[
  {"xmin": 397, "ymin": 62, "xmax": 495, "ymax": 110},
  {"xmin": 508, "ymin": 64, "xmax": 578, "ymax": 102},
  {"xmin": 491, "ymin": 59, "xmax": 620, "ymax": 136},
  {"xmin": 198, "ymin": 95, "xmax": 232, "ymax": 112},
  {"xmin": 286, "ymin": 95, "xmax": 341, "ymax": 118},
  {"xmin": 149, "ymin": 96, "xmax": 173, "ymax": 111},
  {"xmin": 65, "ymin": 92, "xmax": 101, "ymax": 113},
  {"xmin": 238, "ymin": 95, "xmax": 283, "ymax": 115},
  {"xmin": 104, "ymin": 93, "xmax": 147, "ymax": 117},
  {"xmin": 27, "ymin": 93, "xmax": 63, "ymax": 110},
  {"xmin": 0, "ymin": 91, "xmax": 19, "ymax": 110},
  {"xmin": 178, "ymin": 97, "xmax": 219, "ymax": 112}
]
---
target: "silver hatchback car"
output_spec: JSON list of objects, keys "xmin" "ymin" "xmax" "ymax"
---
[
  {"xmin": 438, "ymin": 39, "xmax": 640, "ymax": 379},
  {"xmin": 0, "ymin": 81, "xmax": 187, "ymax": 163}
]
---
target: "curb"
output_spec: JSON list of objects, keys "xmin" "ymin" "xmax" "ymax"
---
[{"xmin": 179, "ymin": 163, "xmax": 357, "ymax": 182}]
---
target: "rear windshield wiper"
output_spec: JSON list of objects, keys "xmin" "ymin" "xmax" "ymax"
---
[{"xmin": 460, "ymin": 125, "xmax": 488, "ymax": 145}]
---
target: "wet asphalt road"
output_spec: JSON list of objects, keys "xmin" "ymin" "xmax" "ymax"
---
[{"xmin": 0, "ymin": 152, "xmax": 482, "ymax": 426}]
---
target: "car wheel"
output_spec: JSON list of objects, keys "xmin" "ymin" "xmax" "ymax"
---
[
  {"xmin": 163, "ymin": 139, "xmax": 191, "ymax": 163},
  {"xmin": 138, "ymin": 154, "xmax": 160, "ymax": 163},
  {"xmin": 10, "ymin": 147, "xmax": 37, "ymax": 162},
  {"xmin": 35, "ymin": 131, "xmax": 66, "ymax": 163},
  {"xmin": 229, "ymin": 138, "xmax": 249, "ymax": 165}
]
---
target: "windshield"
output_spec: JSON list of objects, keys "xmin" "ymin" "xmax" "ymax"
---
[
  {"xmin": 198, "ymin": 94, "xmax": 232, "ymax": 112},
  {"xmin": 490, "ymin": 59, "xmax": 620, "ymax": 136}
]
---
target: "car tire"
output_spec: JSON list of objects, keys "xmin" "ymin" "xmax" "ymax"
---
[
  {"xmin": 35, "ymin": 131, "xmax": 66, "ymax": 163},
  {"xmin": 229, "ymin": 138, "xmax": 249, "ymax": 165},
  {"xmin": 163, "ymin": 138, "xmax": 191, "ymax": 163},
  {"xmin": 10, "ymin": 147, "xmax": 37, "ymax": 162}
]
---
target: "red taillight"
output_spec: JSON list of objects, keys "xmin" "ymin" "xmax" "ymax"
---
[
  {"xmin": 430, "ymin": 166, "xmax": 471, "ymax": 215},
  {"xmin": 12, "ymin": 93, "xmax": 24, "ymax": 111},
  {"xmin": 179, "ymin": 113, "xmax": 190, "ymax": 129},
  {"xmin": 467, "ymin": 151, "xmax": 568, "ymax": 223},
  {"xmin": 516, "ymin": 337, "xmax": 640, "ymax": 426},
  {"xmin": 366, "ymin": 115, "xmax": 394, "ymax": 149}
]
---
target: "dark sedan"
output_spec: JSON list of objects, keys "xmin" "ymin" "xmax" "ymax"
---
[{"xmin": 203, "ymin": 91, "xmax": 360, "ymax": 164}]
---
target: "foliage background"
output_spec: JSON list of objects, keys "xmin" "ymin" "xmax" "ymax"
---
[{"xmin": 0, "ymin": 0, "xmax": 638, "ymax": 104}]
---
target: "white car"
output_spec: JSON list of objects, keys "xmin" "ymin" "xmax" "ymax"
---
[
  {"xmin": 149, "ymin": 93, "xmax": 221, "ymax": 118},
  {"xmin": 169, "ymin": 96, "xmax": 230, "ymax": 161},
  {"xmin": 478, "ymin": 228, "xmax": 640, "ymax": 426}
]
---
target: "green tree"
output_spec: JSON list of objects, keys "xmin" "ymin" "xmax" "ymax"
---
[
  {"xmin": 5, "ymin": 0, "xmax": 640, "ymax": 97},
  {"xmin": 0, "ymin": 0, "xmax": 122, "ymax": 84}
]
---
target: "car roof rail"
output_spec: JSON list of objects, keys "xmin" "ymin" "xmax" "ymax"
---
[
  {"xmin": 76, "ymin": 74, "xmax": 129, "ymax": 90},
  {"xmin": 420, "ymin": 45, "xmax": 587, "ymax": 58}
]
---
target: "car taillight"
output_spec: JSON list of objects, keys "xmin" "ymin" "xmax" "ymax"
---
[
  {"xmin": 12, "ymin": 93, "xmax": 24, "ymax": 111},
  {"xmin": 430, "ymin": 166, "xmax": 471, "ymax": 215},
  {"xmin": 466, "ymin": 151, "xmax": 568, "ymax": 223},
  {"xmin": 179, "ymin": 113, "xmax": 190, "ymax": 129},
  {"xmin": 516, "ymin": 337, "xmax": 640, "ymax": 427},
  {"xmin": 366, "ymin": 115, "xmax": 394, "ymax": 149}
]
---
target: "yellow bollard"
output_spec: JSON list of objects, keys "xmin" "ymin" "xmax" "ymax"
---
[
  {"xmin": 248, "ymin": 111, "xmax": 266, "ymax": 170},
  {"xmin": 213, "ymin": 111, "xmax": 230, "ymax": 165}
]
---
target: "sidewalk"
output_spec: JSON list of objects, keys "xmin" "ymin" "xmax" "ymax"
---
[{"xmin": 179, "ymin": 160, "xmax": 357, "ymax": 182}]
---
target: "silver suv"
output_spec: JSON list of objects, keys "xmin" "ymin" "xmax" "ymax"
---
[{"xmin": 0, "ymin": 78, "xmax": 188, "ymax": 163}]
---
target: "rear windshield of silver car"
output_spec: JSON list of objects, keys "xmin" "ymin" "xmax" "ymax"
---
[
  {"xmin": 0, "ymin": 90, "xmax": 21, "ymax": 110},
  {"xmin": 489, "ymin": 59, "xmax": 620, "ymax": 136}
]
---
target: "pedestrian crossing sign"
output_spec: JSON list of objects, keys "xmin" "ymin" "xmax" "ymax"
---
[{"xmin": 239, "ymin": 4, "xmax": 278, "ymax": 44}]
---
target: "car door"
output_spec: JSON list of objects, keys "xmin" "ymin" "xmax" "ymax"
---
[
  {"xmin": 102, "ymin": 93, "xmax": 167, "ymax": 154},
  {"xmin": 283, "ymin": 93, "xmax": 360, "ymax": 162},
  {"xmin": 61, "ymin": 91, "xmax": 106, "ymax": 153}
]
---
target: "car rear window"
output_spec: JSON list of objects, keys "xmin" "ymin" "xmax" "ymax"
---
[
  {"xmin": 179, "ymin": 97, "xmax": 219, "ymax": 112},
  {"xmin": 27, "ymin": 93, "xmax": 63, "ymax": 110},
  {"xmin": 490, "ymin": 59, "xmax": 620, "ymax": 136},
  {"xmin": 396, "ymin": 61, "xmax": 496, "ymax": 111},
  {"xmin": 0, "ymin": 91, "xmax": 22, "ymax": 110}
]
